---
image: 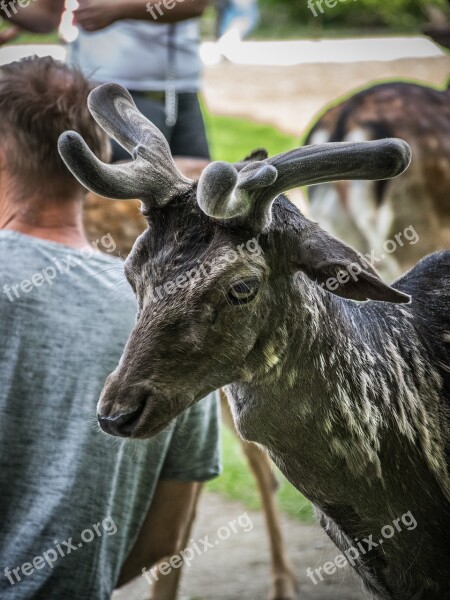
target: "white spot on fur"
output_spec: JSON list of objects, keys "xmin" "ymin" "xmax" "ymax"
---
[
  {"xmin": 309, "ymin": 128, "xmax": 331, "ymax": 145},
  {"xmin": 263, "ymin": 342, "xmax": 280, "ymax": 371}
]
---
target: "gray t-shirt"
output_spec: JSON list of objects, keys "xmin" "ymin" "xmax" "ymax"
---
[
  {"xmin": 68, "ymin": 20, "xmax": 202, "ymax": 92},
  {"xmin": 0, "ymin": 231, "xmax": 220, "ymax": 600}
]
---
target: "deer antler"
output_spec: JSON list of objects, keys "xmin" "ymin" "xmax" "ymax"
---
[
  {"xmin": 58, "ymin": 83, "xmax": 192, "ymax": 205},
  {"xmin": 197, "ymin": 139, "xmax": 411, "ymax": 230}
]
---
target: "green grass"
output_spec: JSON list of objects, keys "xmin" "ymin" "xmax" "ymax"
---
[
  {"xmin": 203, "ymin": 109, "xmax": 298, "ymax": 162},
  {"xmin": 207, "ymin": 427, "xmax": 314, "ymax": 523},
  {"xmin": 253, "ymin": 22, "xmax": 411, "ymax": 40}
]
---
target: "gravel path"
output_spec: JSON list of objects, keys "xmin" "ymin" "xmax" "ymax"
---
[
  {"xmin": 203, "ymin": 54, "xmax": 450, "ymax": 137},
  {"xmin": 114, "ymin": 491, "xmax": 364, "ymax": 600}
]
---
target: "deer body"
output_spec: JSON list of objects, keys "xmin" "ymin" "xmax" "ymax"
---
[
  {"xmin": 227, "ymin": 222, "xmax": 450, "ymax": 598},
  {"xmin": 59, "ymin": 83, "xmax": 450, "ymax": 600},
  {"xmin": 305, "ymin": 81, "xmax": 450, "ymax": 280}
]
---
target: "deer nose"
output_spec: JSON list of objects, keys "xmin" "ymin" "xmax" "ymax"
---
[{"xmin": 97, "ymin": 402, "xmax": 145, "ymax": 437}]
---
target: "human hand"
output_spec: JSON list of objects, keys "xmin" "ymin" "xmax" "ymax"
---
[{"xmin": 74, "ymin": 0, "xmax": 125, "ymax": 32}]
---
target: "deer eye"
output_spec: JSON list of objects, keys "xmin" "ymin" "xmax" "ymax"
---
[{"xmin": 228, "ymin": 279, "xmax": 259, "ymax": 305}]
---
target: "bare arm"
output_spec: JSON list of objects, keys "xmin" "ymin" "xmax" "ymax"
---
[
  {"xmin": 75, "ymin": 0, "xmax": 209, "ymax": 32},
  {"xmin": 5, "ymin": 0, "xmax": 64, "ymax": 33},
  {"xmin": 116, "ymin": 480, "xmax": 202, "ymax": 587}
]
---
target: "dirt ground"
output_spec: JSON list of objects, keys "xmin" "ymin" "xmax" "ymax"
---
[
  {"xmin": 203, "ymin": 55, "xmax": 450, "ymax": 137},
  {"xmin": 115, "ymin": 54, "xmax": 450, "ymax": 600},
  {"xmin": 114, "ymin": 491, "xmax": 364, "ymax": 600}
]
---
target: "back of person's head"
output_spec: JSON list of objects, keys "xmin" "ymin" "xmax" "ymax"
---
[{"xmin": 0, "ymin": 56, "xmax": 110, "ymax": 203}]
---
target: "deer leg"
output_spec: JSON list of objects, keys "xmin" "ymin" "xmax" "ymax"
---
[{"xmin": 149, "ymin": 484, "xmax": 204, "ymax": 600}]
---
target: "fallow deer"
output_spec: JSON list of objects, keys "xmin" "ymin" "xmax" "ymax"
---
[
  {"xmin": 60, "ymin": 83, "xmax": 450, "ymax": 600},
  {"xmin": 305, "ymin": 80, "xmax": 450, "ymax": 280}
]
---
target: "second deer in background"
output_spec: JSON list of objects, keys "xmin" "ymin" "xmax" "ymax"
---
[{"xmin": 304, "ymin": 80, "xmax": 450, "ymax": 280}]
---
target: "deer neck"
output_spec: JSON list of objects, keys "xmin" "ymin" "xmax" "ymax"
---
[
  {"xmin": 228, "ymin": 278, "xmax": 448, "ymax": 505},
  {"xmin": 229, "ymin": 278, "xmax": 377, "ymax": 444}
]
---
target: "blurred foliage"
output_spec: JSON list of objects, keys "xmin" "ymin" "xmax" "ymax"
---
[
  {"xmin": 258, "ymin": 0, "xmax": 449, "ymax": 32},
  {"xmin": 11, "ymin": 31, "xmax": 59, "ymax": 43}
]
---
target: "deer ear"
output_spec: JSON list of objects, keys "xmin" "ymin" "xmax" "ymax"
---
[
  {"xmin": 233, "ymin": 148, "xmax": 269, "ymax": 172},
  {"xmin": 291, "ymin": 226, "xmax": 411, "ymax": 304}
]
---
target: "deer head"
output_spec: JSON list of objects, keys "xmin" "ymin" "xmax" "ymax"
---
[{"xmin": 58, "ymin": 83, "xmax": 411, "ymax": 439}]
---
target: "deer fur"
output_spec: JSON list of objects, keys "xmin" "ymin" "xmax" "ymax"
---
[
  {"xmin": 305, "ymin": 80, "xmax": 450, "ymax": 280},
  {"xmin": 59, "ymin": 83, "xmax": 450, "ymax": 600}
]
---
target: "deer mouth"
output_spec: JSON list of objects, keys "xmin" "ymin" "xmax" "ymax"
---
[
  {"xmin": 125, "ymin": 392, "xmax": 201, "ymax": 439},
  {"xmin": 97, "ymin": 389, "xmax": 194, "ymax": 439},
  {"xmin": 97, "ymin": 373, "xmax": 202, "ymax": 439}
]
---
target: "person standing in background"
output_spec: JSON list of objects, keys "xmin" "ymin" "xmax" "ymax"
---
[
  {"xmin": 71, "ymin": 0, "xmax": 211, "ymax": 163},
  {"xmin": 0, "ymin": 0, "xmax": 211, "ymax": 167},
  {"xmin": 0, "ymin": 56, "xmax": 221, "ymax": 600}
]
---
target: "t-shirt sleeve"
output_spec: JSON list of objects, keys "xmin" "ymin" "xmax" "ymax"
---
[{"xmin": 159, "ymin": 391, "xmax": 222, "ymax": 482}]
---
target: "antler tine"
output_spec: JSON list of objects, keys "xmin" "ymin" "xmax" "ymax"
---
[
  {"xmin": 58, "ymin": 83, "xmax": 192, "ymax": 205},
  {"xmin": 197, "ymin": 139, "xmax": 411, "ymax": 230},
  {"xmin": 88, "ymin": 84, "xmax": 183, "ymax": 168},
  {"xmin": 253, "ymin": 138, "xmax": 411, "ymax": 229},
  {"xmin": 264, "ymin": 138, "xmax": 411, "ymax": 198},
  {"xmin": 197, "ymin": 160, "xmax": 278, "ymax": 220},
  {"xmin": 58, "ymin": 131, "xmax": 152, "ymax": 200}
]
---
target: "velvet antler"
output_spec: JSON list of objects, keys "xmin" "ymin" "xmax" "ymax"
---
[
  {"xmin": 58, "ymin": 83, "xmax": 192, "ymax": 205},
  {"xmin": 197, "ymin": 139, "xmax": 411, "ymax": 230}
]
